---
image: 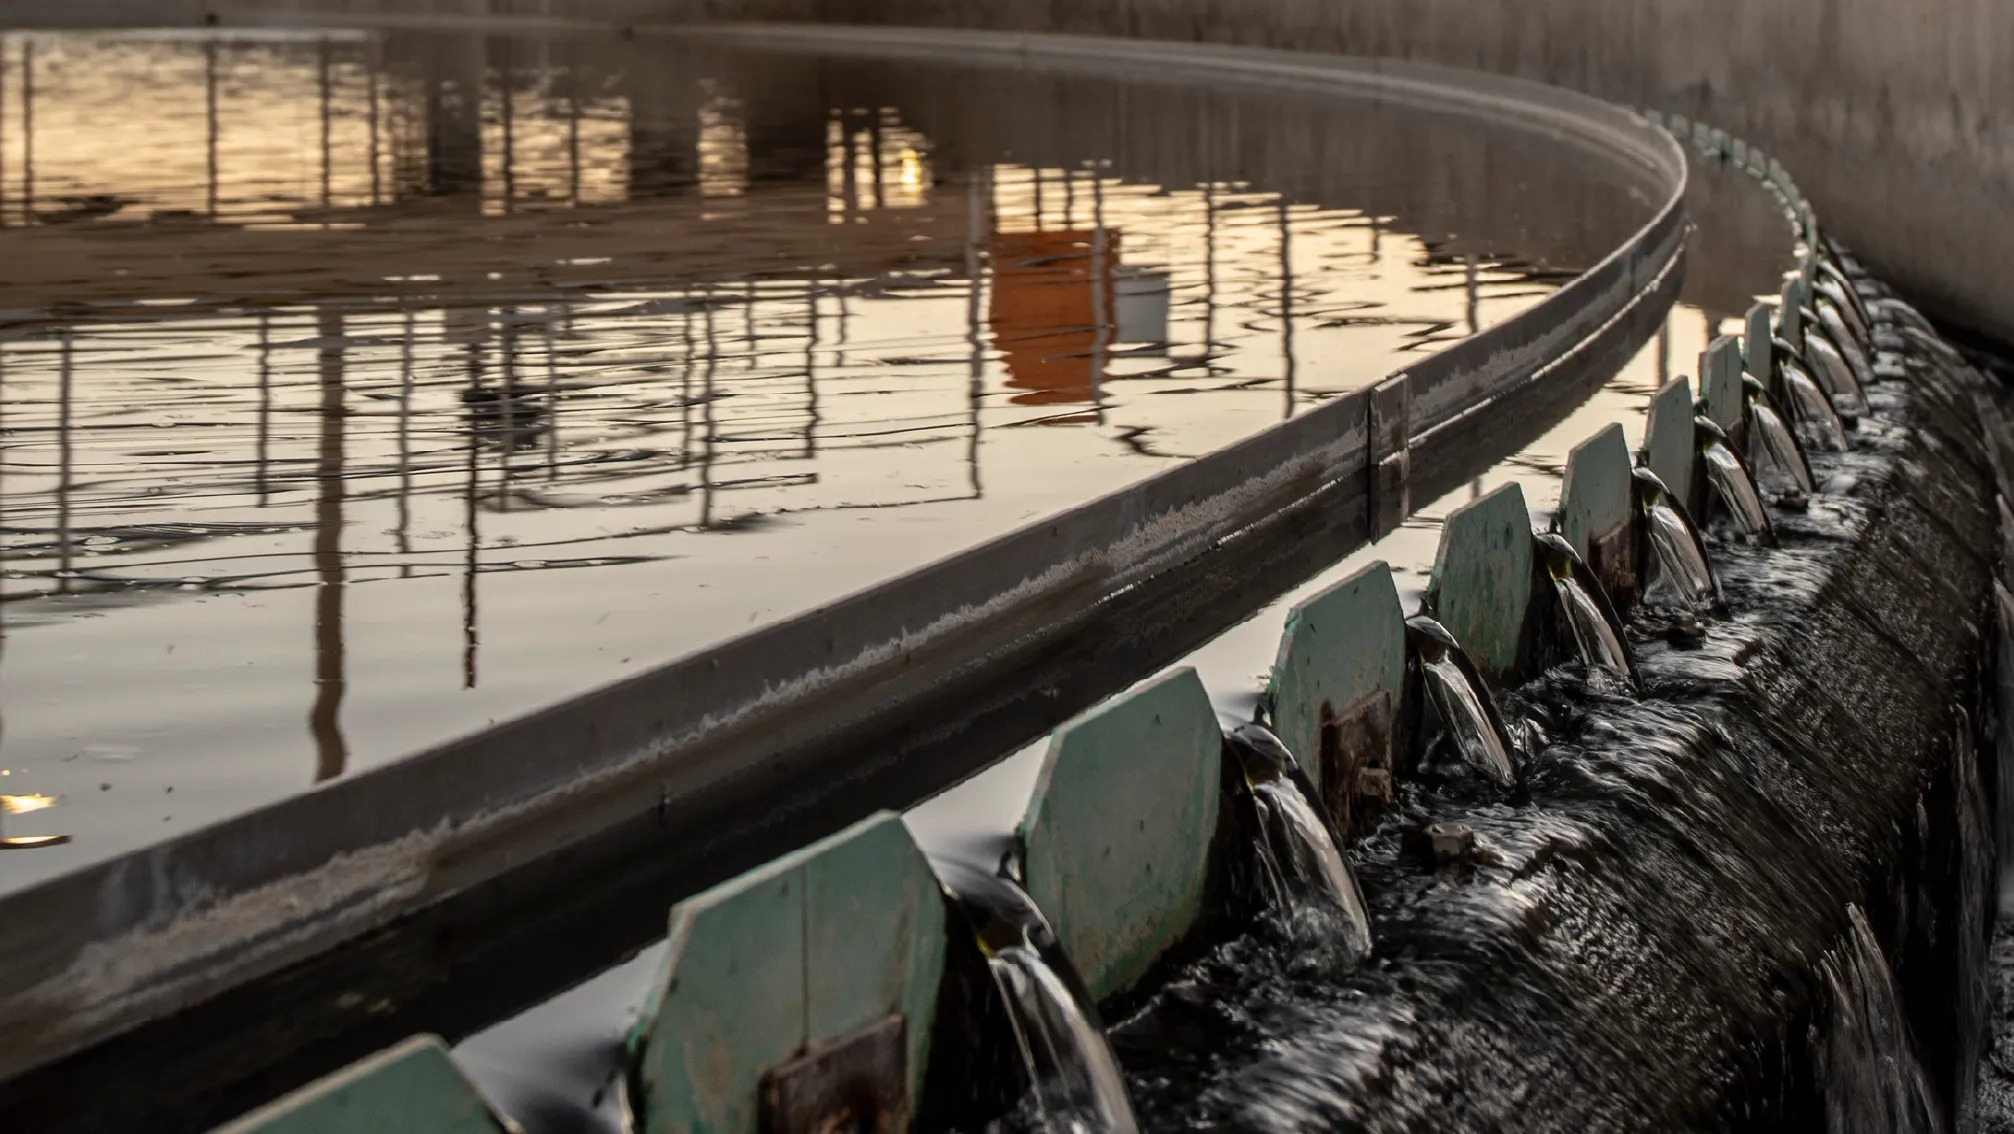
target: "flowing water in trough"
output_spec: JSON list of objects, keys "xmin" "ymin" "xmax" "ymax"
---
[{"xmin": 1073, "ymin": 280, "xmax": 2001, "ymax": 1132}]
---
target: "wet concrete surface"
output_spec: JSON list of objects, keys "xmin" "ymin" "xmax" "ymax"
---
[{"xmin": 0, "ymin": 25, "xmax": 1665, "ymax": 887}]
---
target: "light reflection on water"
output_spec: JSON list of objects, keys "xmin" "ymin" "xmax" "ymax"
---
[{"xmin": 0, "ymin": 26, "xmax": 1650, "ymax": 880}]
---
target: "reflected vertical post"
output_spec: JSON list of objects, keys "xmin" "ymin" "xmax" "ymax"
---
[
  {"xmin": 498, "ymin": 307, "xmax": 516, "ymax": 509},
  {"xmin": 21, "ymin": 38, "xmax": 32, "ymax": 222},
  {"xmin": 318, "ymin": 37, "xmax": 333, "ymax": 213},
  {"xmin": 367, "ymin": 43, "xmax": 382, "ymax": 208},
  {"xmin": 256, "ymin": 312, "xmax": 272, "ymax": 504},
  {"xmin": 498, "ymin": 44, "xmax": 515, "ymax": 214},
  {"xmin": 1202, "ymin": 181, "xmax": 1216, "ymax": 376},
  {"xmin": 55, "ymin": 328, "xmax": 71, "ymax": 594},
  {"xmin": 743, "ymin": 278, "xmax": 757, "ymax": 383},
  {"xmin": 965, "ymin": 165, "xmax": 989, "ymax": 495},
  {"xmin": 836, "ymin": 268, "xmax": 850, "ymax": 374},
  {"xmin": 868, "ymin": 108, "xmax": 885, "ymax": 211},
  {"xmin": 545, "ymin": 302, "xmax": 560, "ymax": 480},
  {"xmin": 310, "ymin": 306, "xmax": 348, "ymax": 782},
  {"xmin": 839, "ymin": 111, "xmax": 858, "ymax": 222},
  {"xmin": 1464, "ymin": 252, "xmax": 1479, "ymax": 336},
  {"xmin": 461, "ymin": 322, "xmax": 483, "ymax": 689},
  {"xmin": 1, "ymin": 35, "xmax": 8, "ymax": 228},
  {"xmin": 700, "ymin": 291, "xmax": 718, "ymax": 531},
  {"xmin": 397, "ymin": 305, "xmax": 415, "ymax": 575},
  {"xmin": 803, "ymin": 277, "xmax": 818, "ymax": 461},
  {"xmin": 1280, "ymin": 195, "xmax": 1296, "ymax": 419},
  {"xmin": 205, "ymin": 37, "xmax": 220, "ymax": 219},
  {"xmin": 566, "ymin": 62, "xmax": 581, "ymax": 206},
  {"xmin": 679, "ymin": 305, "xmax": 694, "ymax": 469},
  {"xmin": 1089, "ymin": 165, "xmax": 1108, "ymax": 426}
]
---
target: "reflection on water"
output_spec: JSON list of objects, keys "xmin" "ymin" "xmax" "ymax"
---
[{"xmin": 0, "ymin": 26, "xmax": 1645, "ymax": 879}]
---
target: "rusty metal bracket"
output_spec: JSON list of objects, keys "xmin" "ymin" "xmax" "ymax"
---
[
  {"xmin": 761, "ymin": 1014, "xmax": 908, "ymax": 1134},
  {"xmin": 1589, "ymin": 523, "xmax": 1639, "ymax": 610},
  {"xmin": 1318, "ymin": 689, "xmax": 1395, "ymax": 841}
]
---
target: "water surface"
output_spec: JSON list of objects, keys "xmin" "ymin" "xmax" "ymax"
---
[{"xmin": 0, "ymin": 26, "xmax": 1652, "ymax": 881}]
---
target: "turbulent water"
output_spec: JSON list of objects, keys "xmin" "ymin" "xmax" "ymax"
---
[
  {"xmin": 1814, "ymin": 906, "xmax": 1942, "ymax": 1133},
  {"xmin": 1073, "ymin": 282, "xmax": 2001, "ymax": 1131}
]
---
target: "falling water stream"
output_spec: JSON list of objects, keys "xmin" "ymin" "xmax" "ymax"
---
[
  {"xmin": 1552, "ymin": 574, "xmax": 1631, "ymax": 674},
  {"xmin": 1816, "ymin": 285, "xmax": 1875, "ymax": 351},
  {"xmin": 1803, "ymin": 333, "xmax": 1871, "ymax": 417},
  {"xmin": 1817, "ymin": 303, "xmax": 1877, "ymax": 379},
  {"xmin": 1634, "ymin": 469, "xmax": 1722, "ymax": 612},
  {"xmin": 1224, "ymin": 725, "xmax": 1374, "ymax": 959},
  {"xmin": 1810, "ymin": 299, "xmax": 1877, "ymax": 378},
  {"xmin": 954, "ymin": 869, "xmax": 1141, "ymax": 1134},
  {"xmin": 1815, "ymin": 906, "xmax": 1943, "ymax": 1134},
  {"xmin": 1405, "ymin": 617, "xmax": 1518, "ymax": 787},
  {"xmin": 1697, "ymin": 423, "xmax": 1776, "ymax": 543},
  {"xmin": 1745, "ymin": 381, "xmax": 1816, "ymax": 498},
  {"xmin": 1782, "ymin": 358, "xmax": 1852, "ymax": 451},
  {"xmin": 1538, "ymin": 533, "xmax": 1636, "ymax": 681}
]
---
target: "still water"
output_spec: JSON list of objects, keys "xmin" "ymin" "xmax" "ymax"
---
[{"xmin": 0, "ymin": 26, "xmax": 1653, "ymax": 880}]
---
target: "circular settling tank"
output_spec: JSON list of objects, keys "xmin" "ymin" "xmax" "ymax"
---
[{"xmin": 0, "ymin": 24, "xmax": 1662, "ymax": 881}]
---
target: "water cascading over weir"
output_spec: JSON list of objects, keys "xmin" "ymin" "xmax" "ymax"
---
[{"xmin": 0, "ymin": 16, "xmax": 2007, "ymax": 1134}]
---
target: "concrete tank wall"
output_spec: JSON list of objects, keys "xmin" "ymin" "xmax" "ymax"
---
[
  {"xmin": 5, "ymin": 0, "xmax": 2008, "ymax": 335},
  {"xmin": 765, "ymin": 0, "xmax": 2012, "ymax": 344},
  {"xmin": 781, "ymin": 0, "xmax": 2013, "ymax": 346}
]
